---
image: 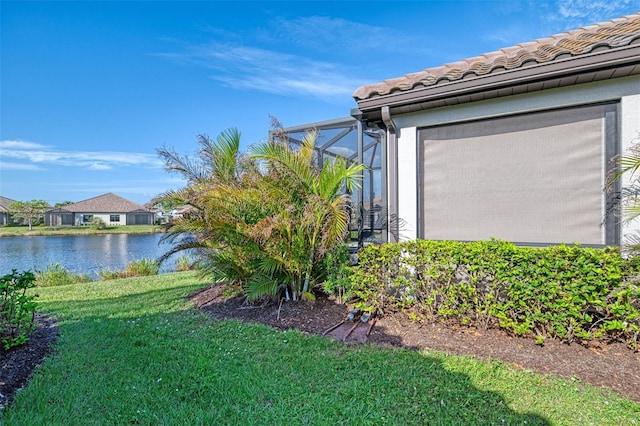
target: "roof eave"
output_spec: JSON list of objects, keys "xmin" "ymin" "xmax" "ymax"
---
[{"xmin": 355, "ymin": 44, "xmax": 640, "ymax": 118}]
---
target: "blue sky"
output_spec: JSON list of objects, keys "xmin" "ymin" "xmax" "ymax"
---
[{"xmin": 1, "ymin": 0, "xmax": 639, "ymax": 206}]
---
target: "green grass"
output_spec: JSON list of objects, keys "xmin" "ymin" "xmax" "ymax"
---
[
  {"xmin": 0, "ymin": 224, "xmax": 161, "ymax": 237},
  {"xmin": 2, "ymin": 273, "xmax": 638, "ymax": 425}
]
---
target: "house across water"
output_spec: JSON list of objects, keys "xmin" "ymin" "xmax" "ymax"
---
[
  {"xmin": 45, "ymin": 192, "xmax": 155, "ymax": 226},
  {"xmin": 0, "ymin": 196, "xmax": 17, "ymax": 226}
]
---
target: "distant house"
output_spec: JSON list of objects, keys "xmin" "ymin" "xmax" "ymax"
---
[
  {"xmin": 45, "ymin": 193, "xmax": 155, "ymax": 226},
  {"xmin": 0, "ymin": 196, "xmax": 16, "ymax": 225},
  {"xmin": 170, "ymin": 205, "xmax": 196, "ymax": 219}
]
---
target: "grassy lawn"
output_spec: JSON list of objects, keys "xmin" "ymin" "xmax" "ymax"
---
[
  {"xmin": 2, "ymin": 273, "xmax": 638, "ymax": 425},
  {"xmin": 0, "ymin": 224, "xmax": 161, "ymax": 237}
]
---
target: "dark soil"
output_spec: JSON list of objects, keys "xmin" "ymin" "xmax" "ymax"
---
[
  {"xmin": 192, "ymin": 285, "xmax": 640, "ymax": 403},
  {"xmin": 0, "ymin": 314, "xmax": 59, "ymax": 409},
  {"xmin": 2, "ymin": 286, "xmax": 638, "ymax": 410}
]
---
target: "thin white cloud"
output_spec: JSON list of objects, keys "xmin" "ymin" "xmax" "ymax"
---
[
  {"xmin": 157, "ymin": 43, "xmax": 369, "ymax": 100},
  {"xmin": 555, "ymin": 0, "xmax": 638, "ymax": 27},
  {"xmin": 60, "ymin": 177, "xmax": 187, "ymax": 200},
  {"xmin": 0, "ymin": 139, "xmax": 163, "ymax": 170},
  {"xmin": 558, "ymin": 0, "xmax": 635, "ymax": 19},
  {"xmin": 0, "ymin": 161, "xmax": 45, "ymax": 171},
  {"xmin": 268, "ymin": 15, "xmax": 433, "ymax": 56},
  {"xmin": 87, "ymin": 163, "xmax": 113, "ymax": 171},
  {"xmin": 156, "ymin": 14, "xmax": 426, "ymax": 100},
  {"xmin": 479, "ymin": 1, "xmax": 639, "ymax": 52},
  {"xmin": 56, "ymin": 176, "xmax": 185, "ymax": 189},
  {"xmin": 484, "ymin": 26, "xmax": 528, "ymax": 45},
  {"xmin": 0, "ymin": 140, "xmax": 46, "ymax": 150}
]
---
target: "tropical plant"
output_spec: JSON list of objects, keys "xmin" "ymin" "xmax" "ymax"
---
[
  {"xmin": 248, "ymin": 130, "xmax": 365, "ymax": 300},
  {"xmin": 154, "ymin": 124, "xmax": 365, "ymax": 301},
  {"xmin": 155, "ymin": 128, "xmax": 258, "ymax": 285}
]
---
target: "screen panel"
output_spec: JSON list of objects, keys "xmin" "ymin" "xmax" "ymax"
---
[{"xmin": 417, "ymin": 104, "xmax": 614, "ymax": 245}]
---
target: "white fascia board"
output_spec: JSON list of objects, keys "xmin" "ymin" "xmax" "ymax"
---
[{"xmin": 392, "ymin": 75, "xmax": 639, "ymax": 130}]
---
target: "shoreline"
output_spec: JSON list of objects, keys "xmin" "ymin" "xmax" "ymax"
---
[{"xmin": 0, "ymin": 225, "xmax": 165, "ymax": 237}]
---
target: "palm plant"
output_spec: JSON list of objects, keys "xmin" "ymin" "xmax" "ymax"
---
[
  {"xmin": 154, "ymin": 125, "xmax": 365, "ymax": 302},
  {"xmin": 154, "ymin": 128, "xmax": 257, "ymax": 283},
  {"xmin": 249, "ymin": 130, "xmax": 365, "ymax": 300}
]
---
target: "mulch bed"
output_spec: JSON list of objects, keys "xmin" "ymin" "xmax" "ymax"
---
[
  {"xmin": 0, "ymin": 314, "xmax": 59, "ymax": 409},
  {"xmin": 1, "ymin": 286, "xmax": 638, "ymax": 410}
]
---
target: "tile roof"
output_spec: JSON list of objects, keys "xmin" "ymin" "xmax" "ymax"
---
[
  {"xmin": 60, "ymin": 193, "xmax": 151, "ymax": 213},
  {"xmin": 0, "ymin": 196, "xmax": 17, "ymax": 212},
  {"xmin": 353, "ymin": 13, "xmax": 640, "ymax": 101}
]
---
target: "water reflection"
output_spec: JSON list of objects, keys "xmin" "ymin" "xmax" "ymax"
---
[{"xmin": 0, "ymin": 234, "xmax": 177, "ymax": 278}]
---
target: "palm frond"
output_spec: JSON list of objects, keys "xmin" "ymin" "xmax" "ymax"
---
[
  {"xmin": 150, "ymin": 188, "xmax": 190, "ymax": 207},
  {"xmin": 318, "ymin": 157, "xmax": 366, "ymax": 201},
  {"xmin": 198, "ymin": 128, "xmax": 242, "ymax": 182},
  {"xmin": 254, "ymin": 256, "xmax": 284, "ymax": 278},
  {"xmin": 250, "ymin": 141, "xmax": 317, "ymax": 194},
  {"xmin": 299, "ymin": 129, "xmax": 318, "ymax": 165},
  {"xmin": 245, "ymin": 274, "xmax": 279, "ymax": 301},
  {"xmin": 156, "ymin": 145, "xmax": 209, "ymax": 182}
]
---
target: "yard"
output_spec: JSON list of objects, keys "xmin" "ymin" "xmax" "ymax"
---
[{"xmin": 1, "ymin": 272, "xmax": 638, "ymax": 425}]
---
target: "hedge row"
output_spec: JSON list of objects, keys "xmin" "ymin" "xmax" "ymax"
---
[{"xmin": 350, "ymin": 240, "xmax": 640, "ymax": 348}]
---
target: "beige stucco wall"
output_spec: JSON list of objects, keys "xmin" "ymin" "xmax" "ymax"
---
[{"xmin": 78, "ymin": 213, "xmax": 126, "ymax": 226}]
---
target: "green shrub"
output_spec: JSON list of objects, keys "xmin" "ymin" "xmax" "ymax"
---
[
  {"xmin": 322, "ymin": 244, "xmax": 355, "ymax": 303},
  {"xmin": 98, "ymin": 259, "xmax": 160, "ymax": 280},
  {"xmin": 35, "ymin": 263, "xmax": 92, "ymax": 287},
  {"xmin": 89, "ymin": 217, "xmax": 106, "ymax": 230},
  {"xmin": 0, "ymin": 270, "xmax": 38, "ymax": 349},
  {"xmin": 175, "ymin": 255, "xmax": 198, "ymax": 272},
  {"xmin": 125, "ymin": 258, "xmax": 160, "ymax": 277},
  {"xmin": 351, "ymin": 240, "xmax": 640, "ymax": 348},
  {"xmin": 97, "ymin": 270, "xmax": 121, "ymax": 281}
]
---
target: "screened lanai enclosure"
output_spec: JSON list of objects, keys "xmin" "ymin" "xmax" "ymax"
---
[{"xmin": 272, "ymin": 117, "xmax": 387, "ymax": 247}]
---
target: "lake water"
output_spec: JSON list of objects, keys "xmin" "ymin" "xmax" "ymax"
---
[{"xmin": 0, "ymin": 233, "xmax": 182, "ymax": 279}]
